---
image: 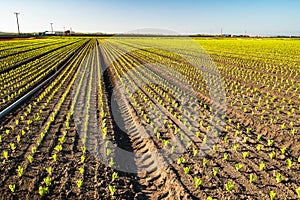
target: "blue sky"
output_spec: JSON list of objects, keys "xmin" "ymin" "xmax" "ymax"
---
[{"xmin": 0, "ymin": 0, "xmax": 299, "ymax": 35}]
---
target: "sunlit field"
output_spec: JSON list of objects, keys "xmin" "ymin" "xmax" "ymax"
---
[{"xmin": 0, "ymin": 37, "xmax": 299, "ymax": 199}]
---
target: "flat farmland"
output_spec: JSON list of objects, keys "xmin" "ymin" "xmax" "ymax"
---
[{"xmin": 0, "ymin": 37, "xmax": 299, "ymax": 199}]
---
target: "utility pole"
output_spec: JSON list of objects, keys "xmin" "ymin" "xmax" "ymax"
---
[
  {"xmin": 50, "ymin": 23, "xmax": 53, "ymax": 34},
  {"xmin": 14, "ymin": 12, "xmax": 20, "ymax": 35},
  {"xmin": 221, "ymin": 27, "xmax": 223, "ymax": 36}
]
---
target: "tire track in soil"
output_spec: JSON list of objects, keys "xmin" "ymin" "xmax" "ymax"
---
[
  {"xmin": 99, "ymin": 45, "xmax": 142, "ymax": 199},
  {"xmin": 115, "ymin": 52, "xmax": 213, "ymax": 199},
  {"xmin": 96, "ymin": 43, "xmax": 136, "ymax": 199},
  {"xmin": 99, "ymin": 44, "xmax": 199, "ymax": 200},
  {"xmin": 134, "ymin": 57, "xmax": 299, "ymax": 198},
  {"xmin": 117, "ymin": 56, "xmax": 232, "ymax": 199},
  {"xmin": 101, "ymin": 42, "xmax": 300, "ymax": 199},
  {"xmin": 70, "ymin": 43, "xmax": 134, "ymax": 199},
  {"xmin": 120, "ymin": 45, "xmax": 300, "ymax": 199}
]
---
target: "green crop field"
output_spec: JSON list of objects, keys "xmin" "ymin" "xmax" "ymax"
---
[{"xmin": 0, "ymin": 37, "xmax": 299, "ymax": 199}]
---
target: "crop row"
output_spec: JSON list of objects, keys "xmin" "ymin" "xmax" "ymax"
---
[
  {"xmin": 0, "ymin": 38, "xmax": 83, "ymax": 71},
  {"xmin": 0, "ymin": 39, "xmax": 88, "ymax": 110}
]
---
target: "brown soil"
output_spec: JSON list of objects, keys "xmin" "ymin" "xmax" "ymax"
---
[{"xmin": 0, "ymin": 39, "xmax": 299, "ymax": 200}]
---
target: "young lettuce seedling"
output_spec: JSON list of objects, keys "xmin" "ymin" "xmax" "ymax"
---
[
  {"xmin": 212, "ymin": 145, "xmax": 217, "ymax": 151},
  {"xmin": 207, "ymin": 196, "xmax": 215, "ymax": 200},
  {"xmin": 46, "ymin": 166, "xmax": 52, "ymax": 175},
  {"xmin": 38, "ymin": 186, "xmax": 48, "ymax": 196},
  {"xmin": 259, "ymin": 162, "xmax": 265, "ymax": 171},
  {"xmin": 58, "ymin": 137, "xmax": 66, "ymax": 144},
  {"xmin": 268, "ymin": 140, "xmax": 274, "ymax": 147},
  {"xmin": 31, "ymin": 146, "xmax": 37, "ymax": 154},
  {"xmin": 186, "ymin": 140, "xmax": 192, "ymax": 148},
  {"xmin": 52, "ymin": 154, "xmax": 57, "ymax": 162},
  {"xmin": 81, "ymin": 155, "xmax": 85, "ymax": 163},
  {"xmin": 243, "ymin": 152, "xmax": 249, "ymax": 159},
  {"xmin": 235, "ymin": 163, "xmax": 242, "ymax": 172},
  {"xmin": 296, "ymin": 187, "xmax": 300, "ymax": 198},
  {"xmin": 54, "ymin": 145, "xmax": 62, "ymax": 152},
  {"xmin": 177, "ymin": 157, "xmax": 186, "ymax": 165},
  {"xmin": 280, "ymin": 147, "xmax": 286, "ymax": 154},
  {"xmin": 108, "ymin": 185, "xmax": 116, "ymax": 196},
  {"xmin": 79, "ymin": 167, "xmax": 84, "ymax": 174},
  {"xmin": 223, "ymin": 136, "xmax": 228, "ymax": 143},
  {"xmin": 213, "ymin": 168, "xmax": 218, "ymax": 176},
  {"xmin": 192, "ymin": 147, "xmax": 198, "ymax": 156},
  {"xmin": 203, "ymin": 136, "xmax": 207, "ymax": 144},
  {"xmin": 257, "ymin": 144, "xmax": 264, "ymax": 152},
  {"xmin": 184, "ymin": 166, "xmax": 190, "ymax": 174},
  {"xmin": 225, "ymin": 181, "xmax": 234, "ymax": 192},
  {"xmin": 163, "ymin": 139, "xmax": 170, "ymax": 147},
  {"xmin": 276, "ymin": 173, "xmax": 282, "ymax": 183},
  {"xmin": 10, "ymin": 143, "xmax": 16, "ymax": 152},
  {"xmin": 269, "ymin": 151, "xmax": 275, "ymax": 159},
  {"xmin": 249, "ymin": 173, "xmax": 256, "ymax": 183},
  {"xmin": 3, "ymin": 150, "xmax": 8, "ymax": 160},
  {"xmin": 81, "ymin": 146, "xmax": 87, "ymax": 153},
  {"xmin": 156, "ymin": 132, "xmax": 161, "ymax": 140},
  {"xmin": 16, "ymin": 135, "xmax": 21, "ymax": 143},
  {"xmin": 180, "ymin": 133, "xmax": 185, "ymax": 141},
  {"xmin": 257, "ymin": 134, "xmax": 262, "ymax": 141},
  {"xmin": 112, "ymin": 172, "xmax": 119, "ymax": 182},
  {"xmin": 77, "ymin": 180, "xmax": 83, "ymax": 188},
  {"xmin": 233, "ymin": 143, "xmax": 239, "ymax": 151},
  {"xmin": 193, "ymin": 177, "xmax": 202, "ymax": 188},
  {"xmin": 17, "ymin": 166, "xmax": 24, "ymax": 177},
  {"xmin": 246, "ymin": 127, "xmax": 251, "ymax": 134},
  {"xmin": 269, "ymin": 190, "xmax": 276, "ymax": 200},
  {"xmin": 27, "ymin": 155, "xmax": 33, "ymax": 163},
  {"xmin": 224, "ymin": 153, "xmax": 229, "ymax": 161},
  {"xmin": 109, "ymin": 158, "xmax": 114, "ymax": 167},
  {"xmin": 9, "ymin": 184, "xmax": 15, "ymax": 193},
  {"xmin": 44, "ymin": 177, "xmax": 52, "ymax": 186},
  {"xmin": 203, "ymin": 158, "xmax": 209, "ymax": 166},
  {"xmin": 287, "ymin": 159, "xmax": 293, "ymax": 169}
]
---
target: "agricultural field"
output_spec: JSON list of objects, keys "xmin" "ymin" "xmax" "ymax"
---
[{"xmin": 0, "ymin": 37, "xmax": 299, "ymax": 199}]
